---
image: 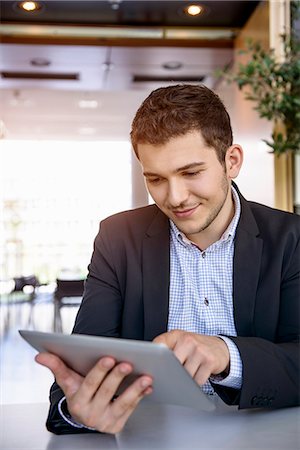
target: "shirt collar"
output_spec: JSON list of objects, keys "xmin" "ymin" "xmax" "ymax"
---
[{"xmin": 170, "ymin": 185, "xmax": 241, "ymax": 249}]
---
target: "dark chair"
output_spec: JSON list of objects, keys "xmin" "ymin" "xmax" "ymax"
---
[
  {"xmin": 53, "ymin": 279, "xmax": 85, "ymax": 332},
  {"xmin": 11, "ymin": 275, "xmax": 39, "ymax": 303},
  {"xmin": 5, "ymin": 275, "xmax": 40, "ymax": 332}
]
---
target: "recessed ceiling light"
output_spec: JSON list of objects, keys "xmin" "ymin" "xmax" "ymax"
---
[
  {"xmin": 30, "ymin": 57, "xmax": 50, "ymax": 67},
  {"xmin": 108, "ymin": 0, "xmax": 122, "ymax": 10},
  {"xmin": 162, "ymin": 61, "xmax": 183, "ymax": 70},
  {"xmin": 78, "ymin": 100, "xmax": 99, "ymax": 109},
  {"xmin": 78, "ymin": 127, "xmax": 96, "ymax": 135},
  {"xmin": 16, "ymin": 1, "xmax": 43, "ymax": 12},
  {"xmin": 185, "ymin": 4, "xmax": 203, "ymax": 16}
]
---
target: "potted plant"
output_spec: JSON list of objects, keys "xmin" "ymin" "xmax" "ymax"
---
[{"xmin": 218, "ymin": 1, "xmax": 300, "ymax": 213}]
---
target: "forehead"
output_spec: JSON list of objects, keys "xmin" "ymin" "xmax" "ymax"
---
[{"xmin": 137, "ymin": 131, "xmax": 218, "ymax": 172}]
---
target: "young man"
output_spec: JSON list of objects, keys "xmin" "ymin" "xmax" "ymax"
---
[{"xmin": 37, "ymin": 84, "xmax": 300, "ymax": 435}]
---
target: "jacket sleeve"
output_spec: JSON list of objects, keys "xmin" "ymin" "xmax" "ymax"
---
[
  {"xmin": 213, "ymin": 234, "xmax": 300, "ymax": 409},
  {"xmin": 46, "ymin": 383, "xmax": 98, "ymax": 434}
]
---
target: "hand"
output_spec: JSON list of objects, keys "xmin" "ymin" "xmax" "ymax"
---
[
  {"xmin": 35, "ymin": 353, "xmax": 153, "ymax": 434},
  {"xmin": 153, "ymin": 330, "xmax": 230, "ymax": 385}
]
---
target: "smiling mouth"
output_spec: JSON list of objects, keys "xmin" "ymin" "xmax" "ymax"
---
[{"xmin": 173, "ymin": 205, "xmax": 199, "ymax": 218}]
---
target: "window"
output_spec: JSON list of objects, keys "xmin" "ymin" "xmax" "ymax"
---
[{"xmin": 1, "ymin": 140, "xmax": 132, "ymax": 283}]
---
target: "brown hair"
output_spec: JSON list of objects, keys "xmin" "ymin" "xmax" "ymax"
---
[{"xmin": 130, "ymin": 84, "xmax": 233, "ymax": 164}]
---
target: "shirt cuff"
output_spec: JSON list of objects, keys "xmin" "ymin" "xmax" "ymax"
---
[
  {"xmin": 209, "ymin": 336, "xmax": 243, "ymax": 390},
  {"xmin": 58, "ymin": 396, "xmax": 96, "ymax": 431}
]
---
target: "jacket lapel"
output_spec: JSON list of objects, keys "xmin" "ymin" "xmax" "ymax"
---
[
  {"xmin": 233, "ymin": 193, "xmax": 263, "ymax": 336},
  {"xmin": 142, "ymin": 209, "xmax": 170, "ymax": 341}
]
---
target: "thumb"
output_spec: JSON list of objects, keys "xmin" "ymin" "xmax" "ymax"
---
[{"xmin": 35, "ymin": 352, "xmax": 83, "ymax": 396}]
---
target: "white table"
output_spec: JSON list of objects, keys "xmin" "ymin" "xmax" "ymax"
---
[{"xmin": 1, "ymin": 399, "xmax": 299, "ymax": 449}]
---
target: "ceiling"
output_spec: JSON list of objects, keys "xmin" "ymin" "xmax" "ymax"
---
[
  {"xmin": 0, "ymin": 0, "xmax": 261, "ymax": 140},
  {"xmin": 1, "ymin": 1, "xmax": 260, "ymax": 28}
]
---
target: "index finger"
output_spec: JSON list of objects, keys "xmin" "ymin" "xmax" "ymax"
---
[{"xmin": 153, "ymin": 331, "xmax": 178, "ymax": 349}]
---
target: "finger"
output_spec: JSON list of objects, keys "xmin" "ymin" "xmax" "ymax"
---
[
  {"xmin": 194, "ymin": 364, "xmax": 212, "ymax": 386},
  {"xmin": 171, "ymin": 333, "xmax": 198, "ymax": 365},
  {"xmin": 35, "ymin": 353, "xmax": 83, "ymax": 396},
  {"xmin": 110, "ymin": 375, "xmax": 153, "ymax": 420},
  {"xmin": 172, "ymin": 340, "xmax": 192, "ymax": 365},
  {"xmin": 114, "ymin": 375, "xmax": 153, "ymax": 413},
  {"xmin": 182, "ymin": 354, "xmax": 201, "ymax": 378},
  {"xmin": 78, "ymin": 357, "xmax": 125, "ymax": 404},
  {"xmin": 92, "ymin": 361, "xmax": 134, "ymax": 406},
  {"xmin": 154, "ymin": 331, "xmax": 192, "ymax": 365},
  {"xmin": 116, "ymin": 376, "xmax": 153, "ymax": 416},
  {"xmin": 70, "ymin": 362, "xmax": 140, "ymax": 431},
  {"xmin": 153, "ymin": 330, "xmax": 179, "ymax": 349},
  {"xmin": 174, "ymin": 338, "xmax": 211, "ymax": 381},
  {"xmin": 110, "ymin": 386, "xmax": 153, "ymax": 430}
]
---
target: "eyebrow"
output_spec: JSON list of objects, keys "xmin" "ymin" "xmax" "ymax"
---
[{"xmin": 143, "ymin": 162, "xmax": 206, "ymax": 177}]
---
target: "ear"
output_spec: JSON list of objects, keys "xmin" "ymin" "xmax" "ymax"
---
[{"xmin": 225, "ymin": 145, "xmax": 243, "ymax": 179}]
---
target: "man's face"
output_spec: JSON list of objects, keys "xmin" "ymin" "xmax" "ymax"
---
[{"xmin": 138, "ymin": 130, "xmax": 237, "ymax": 247}]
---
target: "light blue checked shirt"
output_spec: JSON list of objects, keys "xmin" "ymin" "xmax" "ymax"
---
[{"xmin": 168, "ymin": 186, "xmax": 243, "ymax": 394}]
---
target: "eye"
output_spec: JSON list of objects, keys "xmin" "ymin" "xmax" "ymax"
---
[
  {"xmin": 183, "ymin": 171, "xmax": 201, "ymax": 177},
  {"xmin": 147, "ymin": 177, "xmax": 162, "ymax": 185}
]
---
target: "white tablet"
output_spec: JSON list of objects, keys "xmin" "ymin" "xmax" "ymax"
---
[{"xmin": 19, "ymin": 329, "xmax": 215, "ymax": 412}]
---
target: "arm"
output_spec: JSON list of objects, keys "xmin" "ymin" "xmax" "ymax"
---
[
  {"xmin": 154, "ymin": 330, "xmax": 299, "ymax": 410},
  {"xmin": 217, "ymin": 337, "xmax": 300, "ymax": 408},
  {"xmin": 219, "ymin": 233, "xmax": 300, "ymax": 409},
  {"xmin": 45, "ymin": 219, "xmax": 134, "ymax": 434},
  {"xmin": 155, "ymin": 233, "xmax": 300, "ymax": 409}
]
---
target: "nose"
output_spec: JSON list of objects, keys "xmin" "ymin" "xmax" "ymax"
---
[{"xmin": 167, "ymin": 178, "xmax": 189, "ymax": 208}]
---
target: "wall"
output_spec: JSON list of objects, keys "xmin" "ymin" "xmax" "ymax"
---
[{"xmin": 217, "ymin": 1, "xmax": 274, "ymax": 207}]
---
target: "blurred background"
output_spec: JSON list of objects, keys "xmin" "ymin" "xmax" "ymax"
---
[{"xmin": 0, "ymin": 0, "xmax": 298, "ymax": 405}]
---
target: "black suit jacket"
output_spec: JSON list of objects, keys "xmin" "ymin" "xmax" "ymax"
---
[{"xmin": 47, "ymin": 186, "xmax": 300, "ymax": 434}]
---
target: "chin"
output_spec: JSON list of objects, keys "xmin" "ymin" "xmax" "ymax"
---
[{"xmin": 174, "ymin": 222, "xmax": 201, "ymax": 236}]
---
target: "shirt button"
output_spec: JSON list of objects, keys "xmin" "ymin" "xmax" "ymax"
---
[
  {"xmin": 202, "ymin": 252, "xmax": 206, "ymax": 258},
  {"xmin": 204, "ymin": 297, "xmax": 209, "ymax": 306}
]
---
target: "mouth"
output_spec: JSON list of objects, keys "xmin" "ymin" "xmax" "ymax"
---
[{"xmin": 172, "ymin": 205, "xmax": 199, "ymax": 219}]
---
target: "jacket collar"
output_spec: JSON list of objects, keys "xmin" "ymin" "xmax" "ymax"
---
[{"xmin": 142, "ymin": 207, "xmax": 170, "ymax": 340}]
